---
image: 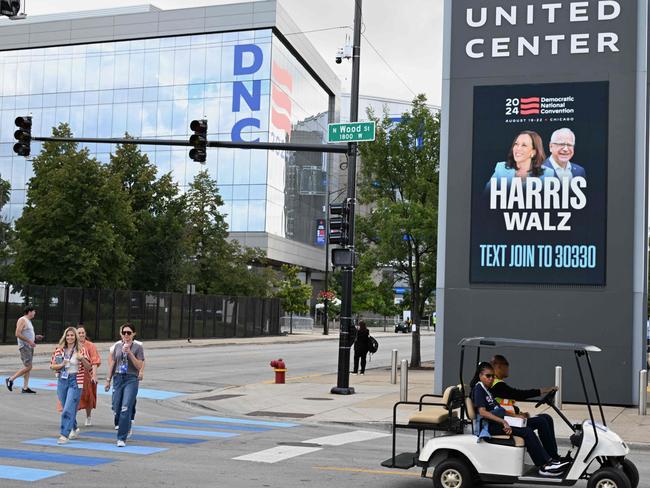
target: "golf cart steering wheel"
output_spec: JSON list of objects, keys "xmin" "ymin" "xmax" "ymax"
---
[{"xmin": 535, "ymin": 388, "xmax": 557, "ymax": 408}]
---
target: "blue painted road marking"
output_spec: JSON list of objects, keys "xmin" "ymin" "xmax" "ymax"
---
[
  {"xmin": 23, "ymin": 438, "xmax": 167, "ymax": 455},
  {"xmin": 0, "ymin": 448, "xmax": 114, "ymax": 466},
  {"xmin": 132, "ymin": 426, "xmax": 238, "ymax": 438},
  {"xmin": 2, "ymin": 377, "xmax": 183, "ymax": 400},
  {"xmin": 192, "ymin": 416, "xmax": 298, "ymax": 428},
  {"xmin": 158, "ymin": 420, "xmax": 270, "ymax": 432},
  {"xmin": 82, "ymin": 431, "xmax": 206, "ymax": 445},
  {"xmin": 0, "ymin": 464, "xmax": 64, "ymax": 482}
]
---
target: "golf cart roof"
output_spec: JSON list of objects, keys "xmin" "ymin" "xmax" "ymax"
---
[{"xmin": 458, "ymin": 337, "xmax": 601, "ymax": 352}]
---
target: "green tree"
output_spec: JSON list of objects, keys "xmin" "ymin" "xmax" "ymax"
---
[
  {"xmin": 217, "ymin": 245, "xmax": 276, "ymax": 298},
  {"xmin": 13, "ymin": 124, "xmax": 134, "ymax": 287},
  {"xmin": 0, "ymin": 176, "xmax": 12, "ymax": 280},
  {"xmin": 108, "ymin": 140, "xmax": 187, "ymax": 291},
  {"xmin": 182, "ymin": 169, "xmax": 233, "ymax": 294},
  {"xmin": 182, "ymin": 169, "xmax": 276, "ymax": 297},
  {"xmin": 357, "ymin": 95, "xmax": 439, "ymax": 367},
  {"xmin": 274, "ymin": 264, "xmax": 312, "ymax": 334},
  {"xmin": 374, "ymin": 277, "xmax": 401, "ymax": 320}
]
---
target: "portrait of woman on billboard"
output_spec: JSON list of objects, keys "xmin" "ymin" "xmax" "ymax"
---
[{"xmin": 485, "ymin": 130, "xmax": 553, "ymax": 191}]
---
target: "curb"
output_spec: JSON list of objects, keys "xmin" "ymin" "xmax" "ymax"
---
[{"xmin": 0, "ymin": 335, "xmax": 342, "ymax": 360}]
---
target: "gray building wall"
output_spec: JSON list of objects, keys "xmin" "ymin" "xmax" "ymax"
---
[{"xmin": 437, "ymin": 0, "xmax": 647, "ymax": 405}]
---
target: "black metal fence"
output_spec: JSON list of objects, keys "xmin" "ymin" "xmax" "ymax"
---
[{"xmin": 0, "ymin": 283, "xmax": 281, "ymax": 344}]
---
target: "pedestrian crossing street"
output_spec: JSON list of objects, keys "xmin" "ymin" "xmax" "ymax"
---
[{"xmin": 0, "ymin": 412, "xmax": 390, "ymax": 482}]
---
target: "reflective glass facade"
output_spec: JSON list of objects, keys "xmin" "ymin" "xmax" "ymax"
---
[{"xmin": 0, "ymin": 28, "xmax": 330, "ymax": 247}]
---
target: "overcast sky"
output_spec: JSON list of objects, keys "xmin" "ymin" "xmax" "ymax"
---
[{"xmin": 20, "ymin": 0, "xmax": 444, "ymax": 105}]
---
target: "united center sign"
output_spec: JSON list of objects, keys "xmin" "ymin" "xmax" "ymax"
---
[{"xmin": 437, "ymin": 0, "xmax": 647, "ymax": 405}]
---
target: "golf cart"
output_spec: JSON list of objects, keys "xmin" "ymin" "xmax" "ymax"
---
[{"xmin": 381, "ymin": 337, "xmax": 638, "ymax": 488}]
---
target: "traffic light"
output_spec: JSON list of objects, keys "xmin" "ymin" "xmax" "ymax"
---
[
  {"xmin": 189, "ymin": 119, "xmax": 207, "ymax": 163},
  {"xmin": 13, "ymin": 116, "xmax": 32, "ymax": 157},
  {"xmin": 0, "ymin": 0, "xmax": 20, "ymax": 17},
  {"xmin": 328, "ymin": 199, "xmax": 351, "ymax": 246}
]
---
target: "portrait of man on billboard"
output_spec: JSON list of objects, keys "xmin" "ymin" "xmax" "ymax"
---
[{"xmin": 542, "ymin": 128, "xmax": 586, "ymax": 182}]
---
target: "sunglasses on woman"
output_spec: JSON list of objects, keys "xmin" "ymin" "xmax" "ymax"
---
[{"xmin": 121, "ymin": 331, "xmax": 133, "ymax": 335}]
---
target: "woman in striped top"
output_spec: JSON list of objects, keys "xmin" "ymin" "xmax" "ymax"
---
[{"xmin": 50, "ymin": 327, "xmax": 91, "ymax": 444}]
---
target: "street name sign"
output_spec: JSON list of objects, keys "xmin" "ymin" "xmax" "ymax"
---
[{"xmin": 328, "ymin": 121, "xmax": 375, "ymax": 143}]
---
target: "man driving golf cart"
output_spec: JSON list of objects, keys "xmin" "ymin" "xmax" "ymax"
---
[{"xmin": 384, "ymin": 337, "xmax": 637, "ymax": 488}]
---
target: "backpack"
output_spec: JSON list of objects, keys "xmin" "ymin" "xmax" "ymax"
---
[{"xmin": 368, "ymin": 335, "xmax": 379, "ymax": 354}]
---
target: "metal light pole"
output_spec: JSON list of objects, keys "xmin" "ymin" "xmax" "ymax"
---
[
  {"xmin": 323, "ymin": 181, "xmax": 330, "ymax": 335},
  {"xmin": 331, "ymin": 0, "xmax": 362, "ymax": 395}
]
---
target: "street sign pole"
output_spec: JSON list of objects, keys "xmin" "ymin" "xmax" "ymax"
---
[{"xmin": 331, "ymin": 0, "xmax": 362, "ymax": 396}]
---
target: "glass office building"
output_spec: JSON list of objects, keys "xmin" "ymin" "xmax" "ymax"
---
[{"xmin": 0, "ymin": 2, "xmax": 338, "ymax": 274}]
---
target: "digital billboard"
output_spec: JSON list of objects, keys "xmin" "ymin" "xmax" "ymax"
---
[{"xmin": 470, "ymin": 81, "xmax": 608, "ymax": 285}]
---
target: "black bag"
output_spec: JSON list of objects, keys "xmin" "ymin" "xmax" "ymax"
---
[{"xmin": 368, "ymin": 335, "xmax": 379, "ymax": 354}]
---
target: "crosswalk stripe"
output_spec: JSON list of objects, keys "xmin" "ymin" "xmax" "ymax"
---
[
  {"xmin": 192, "ymin": 416, "xmax": 298, "ymax": 428},
  {"xmin": 132, "ymin": 426, "xmax": 239, "ymax": 438},
  {"xmin": 0, "ymin": 448, "xmax": 115, "ymax": 466},
  {"xmin": 2, "ymin": 377, "xmax": 184, "ymax": 400},
  {"xmin": 304, "ymin": 430, "xmax": 390, "ymax": 446},
  {"xmin": 158, "ymin": 420, "xmax": 270, "ymax": 432},
  {"xmin": 82, "ymin": 431, "xmax": 206, "ymax": 445},
  {"xmin": 23, "ymin": 438, "xmax": 167, "ymax": 455},
  {"xmin": 0, "ymin": 464, "xmax": 65, "ymax": 482},
  {"xmin": 233, "ymin": 445, "xmax": 322, "ymax": 464}
]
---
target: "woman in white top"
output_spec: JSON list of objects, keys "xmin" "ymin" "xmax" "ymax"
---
[{"xmin": 50, "ymin": 327, "xmax": 91, "ymax": 444}]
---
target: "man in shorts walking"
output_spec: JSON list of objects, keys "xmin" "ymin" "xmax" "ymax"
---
[{"xmin": 6, "ymin": 306, "xmax": 42, "ymax": 394}]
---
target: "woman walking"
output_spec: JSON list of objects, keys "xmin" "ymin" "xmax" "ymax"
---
[
  {"xmin": 105, "ymin": 323, "xmax": 145, "ymax": 447},
  {"xmin": 50, "ymin": 327, "xmax": 91, "ymax": 444},
  {"xmin": 76, "ymin": 325, "xmax": 101, "ymax": 426}
]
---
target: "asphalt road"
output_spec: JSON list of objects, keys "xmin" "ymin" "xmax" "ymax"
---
[
  {"xmin": 1, "ymin": 335, "xmax": 648, "ymax": 487},
  {"xmin": 0, "ymin": 391, "xmax": 647, "ymax": 488},
  {"xmin": 1, "ymin": 332, "xmax": 434, "ymax": 395}
]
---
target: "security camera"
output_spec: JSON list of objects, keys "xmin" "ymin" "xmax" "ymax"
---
[{"xmin": 335, "ymin": 47, "xmax": 344, "ymax": 64}]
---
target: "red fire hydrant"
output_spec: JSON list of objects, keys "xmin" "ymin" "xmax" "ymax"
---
[{"xmin": 270, "ymin": 359, "xmax": 287, "ymax": 384}]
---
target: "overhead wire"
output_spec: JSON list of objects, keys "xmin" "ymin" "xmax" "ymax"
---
[{"xmin": 360, "ymin": 32, "xmax": 417, "ymax": 98}]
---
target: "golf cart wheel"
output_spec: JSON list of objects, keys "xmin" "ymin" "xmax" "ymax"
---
[
  {"xmin": 587, "ymin": 467, "xmax": 632, "ymax": 488},
  {"xmin": 621, "ymin": 459, "xmax": 639, "ymax": 488},
  {"xmin": 432, "ymin": 458, "xmax": 472, "ymax": 488}
]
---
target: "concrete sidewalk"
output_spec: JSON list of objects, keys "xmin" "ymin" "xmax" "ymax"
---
[
  {"xmin": 0, "ymin": 329, "xmax": 355, "ymax": 359},
  {"xmin": 182, "ymin": 364, "xmax": 650, "ymax": 448}
]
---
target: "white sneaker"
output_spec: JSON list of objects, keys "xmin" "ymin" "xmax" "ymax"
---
[
  {"xmin": 68, "ymin": 428, "xmax": 80, "ymax": 439},
  {"xmin": 85, "ymin": 418, "xmax": 92, "ymax": 427},
  {"xmin": 117, "ymin": 440, "xmax": 126, "ymax": 447},
  {"xmin": 114, "ymin": 425, "xmax": 119, "ymax": 430},
  {"xmin": 57, "ymin": 435, "xmax": 69, "ymax": 445}
]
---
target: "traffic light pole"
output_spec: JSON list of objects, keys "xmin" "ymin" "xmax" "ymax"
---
[
  {"xmin": 30, "ymin": 136, "xmax": 349, "ymax": 154},
  {"xmin": 331, "ymin": 0, "xmax": 362, "ymax": 396}
]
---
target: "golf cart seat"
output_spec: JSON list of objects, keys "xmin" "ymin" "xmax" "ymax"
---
[
  {"xmin": 407, "ymin": 385, "xmax": 462, "ymax": 426},
  {"xmin": 465, "ymin": 396, "xmax": 525, "ymax": 448},
  {"xmin": 381, "ymin": 385, "xmax": 465, "ymax": 469}
]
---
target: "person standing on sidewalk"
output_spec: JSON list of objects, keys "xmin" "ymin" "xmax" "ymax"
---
[
  {"xmin": 105, "ymin": 323, "xmax": 144, "ymax": 447},
  {"xmin": 353, "ymin": 321, "xmax": 370, "ymax": 375},
  {"xmin": 6, "ymin": 306, "xmax": 43, "ymax": 394},
  {"xmin": 76, "ymin": 325, "xmax": 101, "ymax": 426},
  {"xmin": 50, "ymin": 327, "xmax": 91, "ymax": 444}
]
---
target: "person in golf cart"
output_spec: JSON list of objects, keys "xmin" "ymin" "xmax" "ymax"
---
[
  {"xmin": 490, "ymin": 354, "xmax": 571, "ymax": 464},
  {"xmin": 470, "ymin": 362, "xmax": 570, "ymax": 477}
]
